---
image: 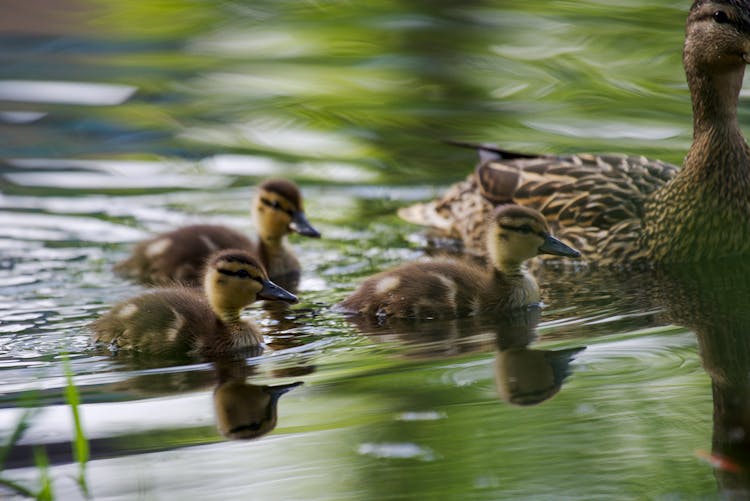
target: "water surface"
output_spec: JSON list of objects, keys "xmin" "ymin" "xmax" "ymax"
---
[{"xmin": 1, "ymin": 1, "xmax": 749, "ymax": 499}]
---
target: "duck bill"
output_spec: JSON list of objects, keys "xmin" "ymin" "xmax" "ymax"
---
[
  {"xmin": 258, "ymin": 279, "xmax": 298, "ymax": 304},
  {"xmin": 289, "ymin": 211, "xmax": 321, "ymax": 238},
  {"xmin": 538, "ymin": 235, "xmax": 580, "ymax": 258},
  {"xmin": 267, "ymin": 381, "xmax": 304, "ymax": 401}
]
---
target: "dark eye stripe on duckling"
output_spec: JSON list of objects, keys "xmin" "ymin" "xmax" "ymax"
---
[
  {"xmin": 499, "ymin": 223, "xmax": 546, "ymax": 238},
  {"xmin": 260, "ymin": 197, "xmax": 295, "ymax": 216},
  {"xmin": 217, "ymin": 268, "xmax": 263, "ymax": 281}
]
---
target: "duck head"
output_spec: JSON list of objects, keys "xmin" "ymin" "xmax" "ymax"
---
[
  {"xmin": 486, "ymin": 205, "xmax": 580, "ymax": 271},
  {"xmin": 252, "ymin": 179, "xmax": 321, "ymax": 240},
  {"xmin": 686, "ymin": 1, "xmax": 750, "ymax": 71},
  {"xmin": 204, "ymin": 249, "xmax": 298, "ymax": 321}
]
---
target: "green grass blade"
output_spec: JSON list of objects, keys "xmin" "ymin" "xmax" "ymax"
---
[
  {"xmin": 32, "ymin": 446, "xmax": 52, "ymax": 501},
  {"xmin": 62, "ymin": 355, "xmax": 90, "ymax": 498},
  {"xmin": 0, "ymin": 409, "xmax": 32, "ymax": 470}
]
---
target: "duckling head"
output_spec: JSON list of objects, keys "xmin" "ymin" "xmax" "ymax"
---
[
  {"xmin": 252, "ymin": 179, "xmax": 321, "ymax": 241},
  {"xmin": 486, "ymin": 206, "xmax": 580, "ymax": 272},
  {"xmin": 204, "ymin": 250, "xmax": 298, "ymax": 321},
  {"xmin": 685, "ymin": 1, "xmax": 750, "ymax": 77}
]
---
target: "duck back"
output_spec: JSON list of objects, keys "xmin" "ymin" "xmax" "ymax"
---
[
  {"xmin": 91, "ymin": 288, "xmax": 260, "ymax": 355},
  {"xmin": 338, "ymin": 259, "xmax": 481, "ymax": 319},
  {"xmin": 116, "ymin": 225, "xmax": 254, "ymax": 286}
]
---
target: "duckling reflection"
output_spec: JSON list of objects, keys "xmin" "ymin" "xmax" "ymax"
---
[
  {"xmin": 210, "ymin": 355, "xmax": 303, "ymax": 440},
  {"xmin": 495, "ymin": 346, "xmax": 584, "ymax": 406},
  {"xmin": 494, "ymin": 309, "xmax": 585, "ymax": 406},
  {"xmin": 214, "ymin": 380, "xmax": 302, "ymax": 440},
  {"xmin": 345, "ymin": 306, "xmax": 584, "ymax": 405}
]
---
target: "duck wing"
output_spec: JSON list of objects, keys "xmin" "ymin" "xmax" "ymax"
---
[{"xmin": 399, "ymin": 143, "xmax": 679, "ymax": 262}]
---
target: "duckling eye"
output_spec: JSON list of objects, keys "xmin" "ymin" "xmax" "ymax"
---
[
  {"xmin": 713, "ymin": 10, "xmax": 730, "ymax": 24},
  {"xmin": 261, "ymin": 197, "xmax": 282, "ymax": 210},
  {"xmin": 217, "ymin": 267, "xmax": 257, "ymax": 280},
  {"xmin": 260, "ymin": 197, "xmax": 295, "ymax": 216},
  {"xmin": 516, "ymin": 225, "xmax": 534, "ymax": 235}
]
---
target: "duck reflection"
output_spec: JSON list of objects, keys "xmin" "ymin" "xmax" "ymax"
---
[
  {"xmin": 653, "ymin": 258, "xmax": 750, "ymax": 494},
  {"xmin": 210, "ymin": 355, "xmax": 302, "ymax": 440},
  {"xmin": 345, "ymin": 307, "xmax": 584, "ymax": 406},
  {"xmin": 214, "ymin": 380, "xmax": 302, "ymax": 440},
  {"xmin": 493, "ymin": 308, "xmax": 585, "ymax": 406}
]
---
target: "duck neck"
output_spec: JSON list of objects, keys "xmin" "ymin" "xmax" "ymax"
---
[
  {"xmin": 258, "ymin": 232, "xmax": 286, "ymax": 258},
  {"xmin": 686, "ymin": 63, "xmax": 748, "ymax": 168},
  {"xmin": 493, "ymin": 260, "xmax": 524, "ymax": 278},
  {"xmin": 206, "ymin": 290, "xmax": 244, "ymax": 326}
]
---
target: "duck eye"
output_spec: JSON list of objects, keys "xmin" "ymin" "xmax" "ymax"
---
[
  {"xmin": 235, "ymin": 269, "xmax": 250, "ymax": 278},
  {"xmin": 260, "ymin": 197, "xmax": 282, "ymax": 210},
  {"xmin": 517, "ymin": 225, "xmax": 534, "ymax": 235},
  {"xmin": 713, "ymin": 10, "xmax": 729, "ymax": 24}
]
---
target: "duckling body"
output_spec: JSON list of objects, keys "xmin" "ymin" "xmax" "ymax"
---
[
  {"xmin": 93, "ymin": 250, "xmax": 297, "ymax": 355},
  {"xmin": 399, "ymin": 1, "xmax": 750, "ymax": 266},
  {"xmin": 115, "ymin": 179, "xmax": 319, "ymax": 289},
  {"xmin": 339, "ymin": 206, "xmax": 579, "ymax": 320}
]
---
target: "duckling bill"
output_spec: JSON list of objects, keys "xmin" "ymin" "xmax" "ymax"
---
[
  {"xmin": 338, "ymin": 206, "xmax": 579, "ymax": 320},
  {"xmin": 115, "ymin": 178, "xmax": 320, "ymax": 289},
  {"xmin": 92, "ymin": 250, "xmax": 297, "ymax": 356}
]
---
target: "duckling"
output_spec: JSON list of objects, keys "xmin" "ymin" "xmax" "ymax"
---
[
  {"xmin": 399, "ymin": 1, "xmax": 750, "ymax": 266},
  {"xmin": 115, "ymin": 178, "xmax": 320, "ymax": 290},
  {"xmin": 338, "ymin": 206, "xmax": 579, "ymax": 320},
  {"xmin": 92, "ymin": 249, "xmax": 298, "ymax": 356}
]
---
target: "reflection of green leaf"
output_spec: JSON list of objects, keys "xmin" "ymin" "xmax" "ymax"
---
[
  {"xmin": 33, "ymin": 447, "xmax": 52, "ymax": 501},
  {"xmin": 0, "ymin": 478, "xmax": 35, "ymax": 498}
]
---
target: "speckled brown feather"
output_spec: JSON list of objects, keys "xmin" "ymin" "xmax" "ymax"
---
[{"xmin": 399, "ymin": 153, "xmax": 676, "ymax": 265}]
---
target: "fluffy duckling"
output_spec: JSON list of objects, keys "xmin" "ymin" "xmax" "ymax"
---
[
  {"xmin": 115, "ymin": 179, "xmax": 320, "ymax": 289},
  {"xmin": 92, "ymin": 250, "xmax": 298, "ymax": 356},
  {"xmin": 338, "ymin": 206, "xmax": 579, "ymax": 320}
]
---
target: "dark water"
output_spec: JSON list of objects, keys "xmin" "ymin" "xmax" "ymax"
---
[{"xmin": 1, "ymin": 0, "xmax": 750, "ymax": 499}]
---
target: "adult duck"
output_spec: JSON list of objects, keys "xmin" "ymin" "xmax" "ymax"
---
[{"xmin": 399, "ymin": 1, "xmax": 750, "ymax": 267}]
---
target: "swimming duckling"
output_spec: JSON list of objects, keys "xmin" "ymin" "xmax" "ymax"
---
[
  {"xmin": 399, "ymin": 1, "xmax": 750, "ymax": 266},
  {"xmin": 93, "ymin": 249, "xmax": 298, "ymax": 356},
  {"xmin": 338, "ymin": 206, "xmax": 580, "ymax": 320},
  {"xmin": 115, "ymin": 179, "xmax": 320, "ymax": 290}
]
